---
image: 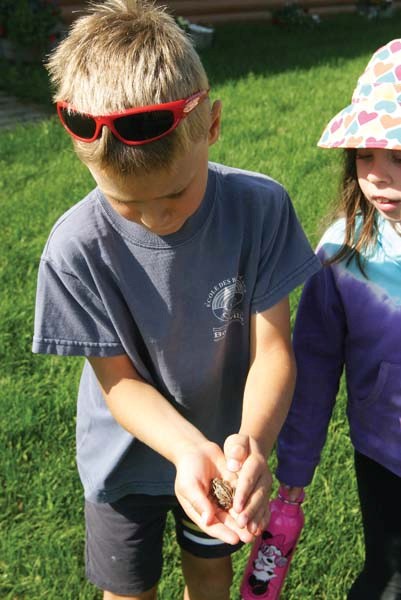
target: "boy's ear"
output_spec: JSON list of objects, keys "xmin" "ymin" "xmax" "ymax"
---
[{"xmin": 208, "ymin": 100, "xmax": 222, "ymax": 146}]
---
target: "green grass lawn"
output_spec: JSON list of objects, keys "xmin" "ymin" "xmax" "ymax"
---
[{"xmin": 1, "ymin": 12, "xmax": 401, "ymax": 599}]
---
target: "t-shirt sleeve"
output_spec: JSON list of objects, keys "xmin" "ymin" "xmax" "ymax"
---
[
  {"xmin": 32, "ymin": 257, "xmax": 124, "ymax": 357},
  {"xmin": 251, "ymin": 188, "xmax": 321, "ymax": 313}
]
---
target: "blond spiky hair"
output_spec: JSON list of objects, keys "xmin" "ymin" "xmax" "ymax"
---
[{"xmin": 47, "ymin": 0, "xmax": 210, "ymax": 173}]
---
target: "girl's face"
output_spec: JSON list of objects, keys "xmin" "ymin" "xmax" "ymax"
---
[{"xmin": 356, "ymin": 148, "xmax": 401, "ymax": 225}]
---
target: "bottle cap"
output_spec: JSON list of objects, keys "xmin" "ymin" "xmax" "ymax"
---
[{"xmin": 278, "ymin": 484, "xmax": 305, "ymax": 504}]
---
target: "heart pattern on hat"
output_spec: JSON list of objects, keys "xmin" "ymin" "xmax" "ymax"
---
[
  {"xmin": 318, "ymin": 39, "xmax": 401, "ymax": 150},
  {"xmin": 387, "ymin": 128, "xmax": 401, "ymax": 142},
  {"xmin": 374, "ymin": 100, "xmax": 397, "ymax": 113},
  {"xmin": 358, "ymin": 111, "xmax": 378, "ymax": 124},
  {"xmin": 374, "ymin": 62, "xmax": 392, "ymax": 76},
  {"xmin": 344, "ymin": 114, "xmax": 354, "ymax": 127},
  {"xmin": 331, "ymin": 118, "xmax": 343, "ymax": 133},
  {"xmin": 347, "ymin": 136, "xmax": 364, "ymax": 146},
  {"xmin": 381, "ymin": 115, "xmax": 401, "ymax": 128},
  {"xmin": 365, "ymin": 137, "xmax": 388, "ymax": 148}
]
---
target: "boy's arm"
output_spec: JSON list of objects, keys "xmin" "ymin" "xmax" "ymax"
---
[
  {"xmin": 225, "ymin": 296, "xmax": 296, "ymax": 533},
  {"xmin": 242, "ymin": 295, "xmax": 296, "ymax": 455},
  {"xmin": 87, "ymin": 354, "xmax": 255, "ymax": 544}
]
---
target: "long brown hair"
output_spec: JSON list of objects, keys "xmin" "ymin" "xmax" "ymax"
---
[{"xmin": 325, "ymin": 149, "xmax": 379, "ymax": 276}]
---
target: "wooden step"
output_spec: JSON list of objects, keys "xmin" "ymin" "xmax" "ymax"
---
[
  {"xmin": 156, "ymin": 0, "xmax": 270, "ymax": 15},
  {"xmin": 58, "ymin": 0, "xmax": 398, "ymax": 25}
]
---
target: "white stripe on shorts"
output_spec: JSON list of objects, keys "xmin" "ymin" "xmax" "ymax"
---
[{"xmin": 183, "ymin": 530, "xmax": 225, "ymax": 546}]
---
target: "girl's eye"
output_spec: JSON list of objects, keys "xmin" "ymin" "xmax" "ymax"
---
[
  {"xmin": 391, "ymin": 152, "xmax": 401, "ymax": 164},
  {"xmin": 356, "ymin": 153, "xmax": 372, "ymax": 160}
]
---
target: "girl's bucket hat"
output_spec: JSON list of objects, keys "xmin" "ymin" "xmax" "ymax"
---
[{"xmin": 318, "ymin": 39, "xmax": 401, "ymax": 150}]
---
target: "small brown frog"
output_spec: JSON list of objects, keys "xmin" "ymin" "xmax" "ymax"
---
[{"xmin": 210, "ymin": 477, "xmax": 234, "ymax": 510}]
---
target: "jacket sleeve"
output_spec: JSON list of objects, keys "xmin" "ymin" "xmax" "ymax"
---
[{"xmin": 276, "ymin": 260, "xmax": 346, "ymax": 487}]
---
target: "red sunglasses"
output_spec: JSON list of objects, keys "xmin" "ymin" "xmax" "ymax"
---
[{"xmin": 56, "ymin": 90, "xmax": 209, "ymax": 146}]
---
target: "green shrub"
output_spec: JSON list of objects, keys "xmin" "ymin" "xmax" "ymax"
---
[{"xmin": 1, "ymin": 0, "xmax": 62, "ymax": 52}]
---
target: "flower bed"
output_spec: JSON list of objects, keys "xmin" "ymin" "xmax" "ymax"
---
[{"xmin": 0, "ymin": 0, "xmax": 63, "ymax": 62}]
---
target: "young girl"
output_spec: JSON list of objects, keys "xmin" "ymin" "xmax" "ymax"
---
[{"xmin": 276, "ymin": 39, "xmax": 401, "ymax": 599}]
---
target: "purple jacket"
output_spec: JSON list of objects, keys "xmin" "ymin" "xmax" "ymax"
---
[{"xmin": 277, "ymin": 217, "xmax": 401, "ymax": 486}]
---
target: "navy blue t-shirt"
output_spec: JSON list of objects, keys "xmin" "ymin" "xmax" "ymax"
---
[{"xmin": 33, "ymin": 162, "xmax": 320, "ymax": 502}]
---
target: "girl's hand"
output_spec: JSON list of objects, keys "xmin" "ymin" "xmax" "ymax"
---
[
  {"xmin": 224, "ymin": 433, "xmax": 272, "ymax": 536},
  {"xmin": 173, "ymin": 439, "xmax": 256, "ymax": 545}
]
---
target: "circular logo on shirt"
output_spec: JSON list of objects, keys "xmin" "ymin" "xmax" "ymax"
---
[{"xmin": 211, "ymin": 278, "xmax": 246, "ymax": 322}]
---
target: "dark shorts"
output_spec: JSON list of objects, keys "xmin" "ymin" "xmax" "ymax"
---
[{"xmin": 85, "ymin": 494, "xmax": 243, "ymax": 596}]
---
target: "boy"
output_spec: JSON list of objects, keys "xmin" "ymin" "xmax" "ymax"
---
[{"xmin": 32, "ymin": 1, "xmax": 321, "ymax": 598}]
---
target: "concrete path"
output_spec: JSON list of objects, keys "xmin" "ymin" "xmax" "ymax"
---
[{"xmin": 0, "ymin": 90, "xmax": 52, "ymax": 130}]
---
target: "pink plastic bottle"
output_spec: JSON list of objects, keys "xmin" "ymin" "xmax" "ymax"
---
[{"xmin": 240, "ymin": 485, "xmax": 305, "ymax": 599}]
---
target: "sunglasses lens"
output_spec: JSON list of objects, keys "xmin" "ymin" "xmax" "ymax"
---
[
  {"xmin": 114, "ymin": 110, "xmax": 175, "ymax": 141},
  {"xmin": 59, "ymin": 107, "xmax": 97, "ymax": 139}
]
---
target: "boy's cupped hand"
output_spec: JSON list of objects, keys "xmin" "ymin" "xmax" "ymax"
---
[
  {"xmin": 224, "ymin": 433, "xmax": 272, "ymax": 537},
  {"xmin": 174, "ymin": 437, "xmax": 270, "ymax": 545}
]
